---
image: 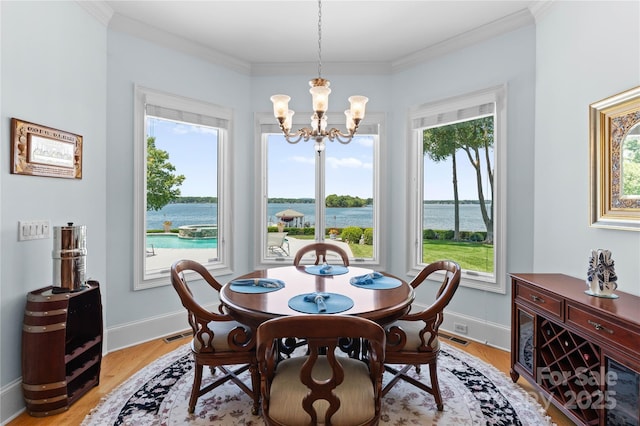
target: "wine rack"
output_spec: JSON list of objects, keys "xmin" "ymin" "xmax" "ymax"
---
[
  {"xmin": 537, "ymin": 319, "xmax": 601, "ymax": 424},
  {"xmin": 21, "ymin": 282, "xmax": 103, "ymax": 416}
]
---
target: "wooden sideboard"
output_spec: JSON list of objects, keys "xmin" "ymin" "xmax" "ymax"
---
[
  {"xmin": 510, "ymin": 273, "xmax": 639, "ymax": 426},
  {"xmin": 21, "ymin": 282, "xmax": 103, "ymax": 416}
]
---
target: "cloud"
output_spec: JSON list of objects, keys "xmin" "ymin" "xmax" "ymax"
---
[{"xmin": 326, "ymin": 157, "xmax": 372, "ymax": 170}]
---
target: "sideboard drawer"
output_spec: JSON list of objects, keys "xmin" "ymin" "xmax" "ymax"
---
[
  {"xmin": 567, "ymin": 303, "xmax": 640, "ymax": 357},
  {"xmin": 515, "ymin": 282, "xmax": 563, "ymax": 320}
]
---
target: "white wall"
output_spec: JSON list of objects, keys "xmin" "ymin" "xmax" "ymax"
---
[
  {"xmin": 106, "ymin": 31, "xmax": 252, "ymax": 328},
  {"xmin": 0, "ymin": 1, "xmax": 107, "ymax": 421},
  {"xmin": 533, "ymin": 1, "xmax": 640, "ymax": 295},
  {"xmin": 389, "ymin": 24, "xmax": 537, "ymax": 338}
]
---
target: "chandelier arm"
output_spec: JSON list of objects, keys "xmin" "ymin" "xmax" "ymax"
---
[
  {"xmin": 329, "ymin": 128, "xmax": 355, "ymax": 144},
  {"xmin": 282, "ymin": 128, "xmax": 313, "ymax": 144}
]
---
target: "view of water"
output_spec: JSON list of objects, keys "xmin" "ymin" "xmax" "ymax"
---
[
  {"xmin": 147, "ymin": 202, "xmax": 490, "ymax": 232},
  {"xmin": 146, "ymin": 234, "xmax": 217, "ymax": 248}
]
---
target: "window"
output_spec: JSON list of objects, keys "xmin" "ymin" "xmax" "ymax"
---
[
  {"xmin": 408, "ymin": 86, "xmax": 506, "ymax": 292},
  {"xmin": 133, "ymin": 86, "xmax": 232, "ymax": 289},
  {"xmin": 255, "ymin": 112, "xmax": 383, "ymax": 266}
]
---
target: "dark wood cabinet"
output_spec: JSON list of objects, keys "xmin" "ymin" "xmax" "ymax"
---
[
  {"xmin": 510, "ymin": 273, "xmax": 639, "ymax": 426},
  {"xmin": 21, "ymin": 282, "xmax": 103, "ymax": 417}
]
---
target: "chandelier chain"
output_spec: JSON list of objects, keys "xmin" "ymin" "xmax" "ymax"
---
[{"xmin": 317, "ymin": 0, "xmax": 322, "ymax": 78}]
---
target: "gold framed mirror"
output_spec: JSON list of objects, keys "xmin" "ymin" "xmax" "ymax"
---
[{"xmin": 590, "ymin": 86, "xmax": 640, "ymax": 231}]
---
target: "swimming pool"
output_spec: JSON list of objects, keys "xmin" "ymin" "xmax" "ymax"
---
[{"xmin": 146, "ymin": 234, "xmax": 218, "ymax": 249}]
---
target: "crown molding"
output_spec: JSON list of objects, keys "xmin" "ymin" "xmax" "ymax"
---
[
  {"xmin": 108, "ymin": 12, "xmax": 252, "ymax": 75},
  {"xmin": 391, "ymin": 8, "xmax": 535, "ymax": 73},
  {"xmin": 528, "ymin": 0, "xmax": 555, "ymax": 23},
  {"xmin": 76, "ymin": 0, "xmax": 113, "ymax": 27},
  {"xmin": 97, "ymin": 1, "xmax": 536, "ymax": 77}
]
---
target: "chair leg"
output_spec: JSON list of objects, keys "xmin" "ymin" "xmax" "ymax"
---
[
  {"xmin": 429, "ymin": 362, "xmax": 443, "ymax": 411},
  {"xmin": 189, "ymin": 363, "xmax": 204, "ymax": 413},
  {"xmin": 249, "ymin": 360, "xmax": 260, "ymax": 415}
]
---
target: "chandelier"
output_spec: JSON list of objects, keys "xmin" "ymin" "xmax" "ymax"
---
[{"xmin": 270, "ymin": 0, "xmax": 368, "ymax": 153}]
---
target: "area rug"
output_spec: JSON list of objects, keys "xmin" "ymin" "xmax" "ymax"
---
[{"xmin": 82, "ymin": 342, "xmax": 554, "ymax": 425}]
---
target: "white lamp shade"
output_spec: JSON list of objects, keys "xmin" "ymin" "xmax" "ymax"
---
[
  {"xmin": 284, "ymin": 110, "xmax": 295, "ymax": 131},
  {"xmin": 348, "ymin": 96, "xmax": 368, "ymax": 120},
  {"xmin": 309, "ymin": 85, "xmax": 331, "ymax": 112},
  {"xmin": 270, "ymin": 94, "xmax": 291, "ymax": 119},
  {"xmin": 345, "ymin": 109, "xmax": 355, "ymax": 132},
  {"xmin": 310, "ymin": 113, "xmax": 327, "ymax": 133}
]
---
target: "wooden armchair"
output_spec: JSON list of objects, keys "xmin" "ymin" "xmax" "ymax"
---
[
  {"xmin": 257, "ymin": 315, "xmax": 386, "ymax": 426},
  {"xmin": 170, "ymin": 259, "xmax": 260, "ymax": 414},
  {"xmin": 381, "ymin": 260, "xmax": 461, "ymax": 411},
  {"xmin": 293, "ymin": 242, "xmax": 350, "ymax": 266}
]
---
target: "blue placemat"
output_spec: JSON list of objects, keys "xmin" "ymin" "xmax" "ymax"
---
[
  {"xmin": 229, "ymin": 278, "xmax": 285, "ymax": 294},
  {"xmin": 304, "ymin": 265, "xmax": 349, "ymax": 276},
  {"xmin": 349, "ymin": 273, "xmax": 402, "ymax": 289},
  {"xmin": 288, "ymin": 292, "xmax": 354, "ymax": 314}
]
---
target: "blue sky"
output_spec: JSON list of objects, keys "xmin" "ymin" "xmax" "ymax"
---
[
  {"xmin": 148, "ymin": 117, "xmax": 490, "ymax": 200},
  {"xmin": 424, "ymin": 151, "xmax": 493, "ymax": 200},
  {"xmin": 267, "ymin": 134, "xmax": 374, "ymax": 199},
  {"xmin": 148, "ymin": 118, "xmax": 218, "ymax": 197}
]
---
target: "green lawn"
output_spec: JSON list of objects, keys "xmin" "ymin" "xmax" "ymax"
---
[
  {"xmin": 292, "ymin": 235, "xmax": 493, "ymax": 273},
  {"xmin": 422, "ymin": 240, "xmax": 493, "ymax": 272}
]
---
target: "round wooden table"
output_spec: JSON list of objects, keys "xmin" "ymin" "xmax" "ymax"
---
[{"xmin": 219, "ymin": 265, "xmax": 414, "ymax": 329}]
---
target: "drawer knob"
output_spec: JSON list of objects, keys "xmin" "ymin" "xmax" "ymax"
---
[
  {"xmin": 587, "ymin": 319, "xmax": 613, "ymax": 334},
  {"xmin": 531, "ymin": 295, "xmax": 545, "ymax": 303}
]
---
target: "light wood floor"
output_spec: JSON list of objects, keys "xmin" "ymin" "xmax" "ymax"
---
[{"xmin": 8, "ymin": 333, "xmax": 575, "ymax": 425}]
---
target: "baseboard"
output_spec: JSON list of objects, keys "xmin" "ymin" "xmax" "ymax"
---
[
  {"xmin": 105, "ymin": 306, "xmax": 204, "ymax": 352},
  {"xmin": 1, "ymin": 303, "xmax": 511, "ymax": 424},
  {"xmin": 1, "ymin": 378, "xmax": 25, "ymax": 425},
  {"xmin": 412, "ymin": 302, "xmax": 511, "ymax": 351}
]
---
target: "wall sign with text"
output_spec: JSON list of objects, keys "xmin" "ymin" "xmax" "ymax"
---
[{"xmin": 10, "ymin": 118, "xmax": 83, "ymax": 179}]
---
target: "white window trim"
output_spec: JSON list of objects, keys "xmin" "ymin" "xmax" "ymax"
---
[
  {"xmin": 407, "ymin": 85, "xmax": 507, "ymax": 293},
  {"xmin": 133, "ymin": 85, "xmax": 233, "ymax": 290},
  {"xmin": 253, "ymin": 111, "xmax": 386, "ymax": 268}
]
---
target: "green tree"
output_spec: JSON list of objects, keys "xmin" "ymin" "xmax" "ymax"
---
[
  {"xmin": 457, "ymin": 116, "xmax": 494, "ymax": 243},
  {"xmin": 146, "ymin": 136, "xmax": 185, "ymax": 211},
  {"xmin": 423, "ymin": 125, "xmax": 462, "ymax": 240},
  {"xmin": 325, "ymin": 194, "xmax": 368, "ymax": 207},
  {"xmin": 423, "ymin": 116, "xmax": 494, "ymax": 242}
]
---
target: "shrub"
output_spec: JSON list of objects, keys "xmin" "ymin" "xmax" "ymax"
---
[
  {"xmin": 470, "ymin": 232, "xmax": 485, "ymax": 242},
  {"xmin": 363, "ymin": 228, "xmax": 373, "ymax": 245},
  {"xmin": 341, "ymin": 226, "xmax": 363, "ymax": 244},
  {"xmin": 423, "ymin": 229, "xmax": 437, "ymax": 240},
  {"xmin": 439, "ymin": 230, "xmax": 455, "ymax": 240}
]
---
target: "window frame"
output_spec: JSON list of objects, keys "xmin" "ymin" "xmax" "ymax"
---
[
  {"xmin": 254, "ymin": 111, "xmax": 385, "ymax": 268},
  {"xmin": 133, "ymin": 85, "xmax": 233, "ymax": 290},
  {"xmin": 407, "ymin": 85, "xmax": 507, "ymax": 293}
]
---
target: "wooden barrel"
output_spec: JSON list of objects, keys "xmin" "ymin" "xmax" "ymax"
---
[{"xmin": 22, "ymin": 287, "xmax": 70, "ymax": 416}]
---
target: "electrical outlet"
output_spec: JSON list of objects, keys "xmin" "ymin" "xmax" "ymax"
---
[
  {"xmin": 453, "ymin": 322, "xmax": 468, "ymax": 335},
  {"xmin": 18, "ymin": 220, "xmax": 51, "ymax": 241}
]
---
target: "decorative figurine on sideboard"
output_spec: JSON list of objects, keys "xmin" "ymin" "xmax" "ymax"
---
[{"xmin": 585, "ymin": 248, "xmax": 619, "ymax": 298}]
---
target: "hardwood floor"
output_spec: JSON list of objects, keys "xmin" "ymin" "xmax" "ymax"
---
[{"xmin": 8, "ymin": 333, "xmax": 575, "ymax": 425}]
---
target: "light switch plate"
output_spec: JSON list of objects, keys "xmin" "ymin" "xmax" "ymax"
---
[{"xmin": 18, "ymin": 220, "xmax": 50, "ymax": 241}]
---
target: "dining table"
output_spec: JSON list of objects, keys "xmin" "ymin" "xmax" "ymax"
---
[{"xmin": 219, "ymin": 265, "xmax": 415, "ymax": 330}]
